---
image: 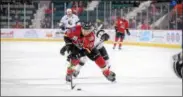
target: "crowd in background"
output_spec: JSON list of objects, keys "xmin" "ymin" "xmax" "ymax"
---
[
  {"xmin": 1, "ymin": 0, "xmax": 182, "ymax": 30},
  {"xmin": 1, "ymin": 0, "xmax": 34, "ymax": 28}
]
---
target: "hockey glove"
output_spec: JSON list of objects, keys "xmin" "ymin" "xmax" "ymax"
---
[
  {"xmin": 115, "ymin": 26, "xmax": 118, "ymax": 32},
  {"xmin": 126, "ymin": 29, "xmax": 131, "ymax": 36},
  {"xmin": 101, "ymin": 33, "xmax": 110, "ymax": 41},
  {"xmin": 60, "ymin": 45, "xmax": 68, "ymax": 55},
  {"xmin": 60, "ymin": 25, "xmax": 65, "ymax": 30}
]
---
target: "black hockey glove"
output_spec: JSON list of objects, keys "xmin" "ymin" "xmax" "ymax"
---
[
  {"xmin": 60, "ymin": 45, "xmax": 68, "ymax": 55},
  {"xmin": 67, "ymin": 53, "xmax": 80, "ymax": 62},
  {"xmin": 115, "ymin": 26, "xmax": 118, "ymax": 32},
  {"xmin": 60, "ymin": 25, "xmax": 65, "ymax": 30},
  {"xmin": 126, "ymin": 29, "xmax": 131, "ymax": 36},
  {"xmin": 101, "ymin": 33, "xmax": 110, "ymax": 41}
]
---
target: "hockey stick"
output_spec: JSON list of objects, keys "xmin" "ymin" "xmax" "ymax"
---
[{"xmin": 70, "ymin": 75, "xmax": 76, "ymax": 90}]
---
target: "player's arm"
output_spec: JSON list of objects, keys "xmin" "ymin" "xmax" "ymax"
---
[
  {"xmin": 75, "ymin": 15, "xmax": 81, "ymax": 25},
  {"xmin": 125, "ymin": 20, "xmax": 130, "ymax": 36},
  {"xmin": 59, "ymin": 16, "xmax": 66, "ymax": 30},
  {"xmin": 60, "ymin": 26, "xmax": 82, "ymax": 56},
  {"xmin": 114, "ymin": 20, "xmax": 118, "ymax": 32},
  {"xmin": 60, "ymin": 35, "xmax": 73, "ymax": 55},
  {"xmin": 96, "ymin": 30, "xmax": 110, "ymax": 41},
  {"xmin": 64, "ymin": 26, "xmax": 84, "ymax": 49}
]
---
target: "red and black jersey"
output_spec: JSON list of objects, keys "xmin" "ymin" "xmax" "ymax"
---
[
  {"xmin": 65, "ymin": 25, "xmax": 95, "ymax": 51},
  {"xmin": 115, "ymin": 18, "xmax": 129, "ymax": 33}
]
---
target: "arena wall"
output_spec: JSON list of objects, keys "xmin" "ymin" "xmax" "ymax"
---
[{"xmin": 1, "ymin": 29, "xmax": 182, "ymax": 48}]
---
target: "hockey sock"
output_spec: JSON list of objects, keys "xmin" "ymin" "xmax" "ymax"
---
[
  {"xmin": 75, "ymin": 62, "xmax": 84, "ymax": 72},
  {"xmin": 95, "ymin": 56, "xmax": 106, "ymax": 68},
  {"xmin": 67, "ymin": 59, "xmax": 80, "ymax": 75},
  {"xmin": 95, "ymin": 56, "xmax": 111, "ymax": 76},
  {"xmin": 119, "ymin": 38, "xmax": 123, "ymax": 48},
  {"xmin": 103, "ymin": 68, "xmax": 110, "ymax": 76},
  {"xmin": 67, "ymin": 65, "xmax": 75, "ymax": 75},
  {"xmin": 105, "ymin": 60, "xmax": 111, "ymax": 68},
  {"xmin": 71, "ymin": 59, "xmax": 80, "ymax": 66},
  {"xmin": 113, "ymin": 37, "xmax": 119, "ymax": 48},
  {"xmin": 75, "ymin": 56, "xmax": 86, "ymax": 72}
]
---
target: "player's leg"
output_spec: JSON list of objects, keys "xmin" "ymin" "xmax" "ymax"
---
[
  {"xmin": 86, "ymin": 48, "xmax": 116, "ymax": 82},
  {"xmin": 119, "ymin": 33, "xmax": 125, "ymax": 50},
  {"xmin": 173, "ymin": 60, "xmax": 183, "ymax": 78},
  {"xmin": 98, "ymin": 46, "xmax": 110, "ymax": 68},
  {"xmin": 66, "ymin": 47, "xmax": 87, "ymax": 78},
  {"xmin": 72, "ymin": 56, "xmax": 87, "ymax": 77},
  {"xmin": 173, "ymin": 52, "xmax": 182, "ymax": 78},
  {"xmin": 65, "ymin": 46, "xmax": 81, "ymax": 82},
  {"xmin": 113, "ymin": 32, "xmax": 120, "ymax": 49}
]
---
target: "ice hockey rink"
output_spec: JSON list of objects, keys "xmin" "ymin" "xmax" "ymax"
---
[{"xmin": 1, "ymin": 41, "xmax": 182, "ymax": 96}]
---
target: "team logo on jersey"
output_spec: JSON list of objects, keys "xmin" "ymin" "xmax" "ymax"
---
[
  {"xmin": 72, "ymin": 36, "xmax": 78, "ymax": 41},
  {"xmin": 68, "ymin": 20, "xmax": 72, "ymax": 25},
  {"xmin": 89, "ymin": 36, "xmax": 94, "ymax": 41}
]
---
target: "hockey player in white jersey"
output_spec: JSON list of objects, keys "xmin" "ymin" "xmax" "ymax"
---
[
  {"xmin": 59, "ymin": 8, "xmax": 80, "ymax": 33},
  {"xmin": 59, "ymin": 8, "xmax": 80, "ymax": 57}
]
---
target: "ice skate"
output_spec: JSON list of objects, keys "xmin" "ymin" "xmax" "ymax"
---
[
  {"xmin": 119, "ymin": 47, "xmax": 122, "ymax": 50},
  {"xmin": 66, "ymin": 74, "xmax": 72, "ymax": 82},
  {"xmin": 113, "ymin": 46, "xmax": 116, "ymax": 49},
  {"xmin": 103, "ymin": 69, "xmax": 116, "ymax": 82}
]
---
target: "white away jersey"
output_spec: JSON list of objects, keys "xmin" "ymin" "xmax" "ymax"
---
[{"xmin": 60, "ymin": 14, "xmax": 79, "ymax": 28}]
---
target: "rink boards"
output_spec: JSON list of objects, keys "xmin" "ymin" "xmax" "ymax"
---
[{"xmin": 1, "ymin": 29, "xmax": 182, "ymax": 48}]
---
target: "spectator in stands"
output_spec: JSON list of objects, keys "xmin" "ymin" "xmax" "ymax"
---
[
  {"xmin": 177, "ymin": 15, "xmax": 182, "ymax": 29},
  {"xmin": 45, "ymin": 7, "xmax": 56, "ymax": 15},
  {"xmin": 71, "ymin": 1, "xmax": 84, "ymax": 15},
  {"xmin": 13, "ymin": 10, "xmax": 21, "ymax": 25},
  {"xmin": 78, "ymin": 1, "xmax": 84, "ymax": 13},
  {"xmin": 43, "ymin": 3, "xmax": 56, "ymax": 28},
  {"xmin": 154, "ymin": 26, "xmax": 160, "ymax": 29},
  {"xmin": 140, "ymin": 20, "xmax": 151, "ymax": 30},
  {"xmin": 173, "ymin": 2, "xmax": 182, "ymax": 16},
  {"xmin": 71, "ymin": 5, "xmax": 78, "ymax": 15},
  {"xmin": 0, "ymin": 5, "xmax": 7, "ymax": 15},
  {"xmin": 150, "ymin": 3, "xmax": 157, "ymax": 16},
  {"xmin": 12, "ymin": 21, "xmax": 23, "ymax": 28},
  {"xmin": 42, "ymin": 16, "xmax": 51, "ymax": 28},
  {"xmin": 79, "ymin": 1, "xmax": 83, "ymax": 7},
  {"xmin": 20, "ymin": 0, "xmax": 32, "ymax": 5},
  {"xmin": 169, "ymin": 14, "xmax": 176, "ymax": 29},
  {"xmin": 129, "ymin": 18, "xmax": 136, "ymax": 29},
  {"xmin": 68, "ymin": 1, "xmax": 73, "ymax": 8}
]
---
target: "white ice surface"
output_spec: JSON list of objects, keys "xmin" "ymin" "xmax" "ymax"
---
[{"xmin": 1, "ymin": 42, "xmax": 182, "ymax": 96}]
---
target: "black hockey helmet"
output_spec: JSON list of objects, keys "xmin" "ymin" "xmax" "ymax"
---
[{"xmin": 81, "ymin": 21, "xmax": 93, "ymax": 30}]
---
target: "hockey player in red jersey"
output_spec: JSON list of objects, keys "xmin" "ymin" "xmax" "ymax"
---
[
  {"xmin": 60, "ymin": 23, "xmax": 112, "ymax": 79},
  {"xmin": 113, "ymin": 16, "xmax": 130, "ymax": 50},
  {"xmin": 63, "ymin": 22, "xmax": 116, "ymax": 82}
]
